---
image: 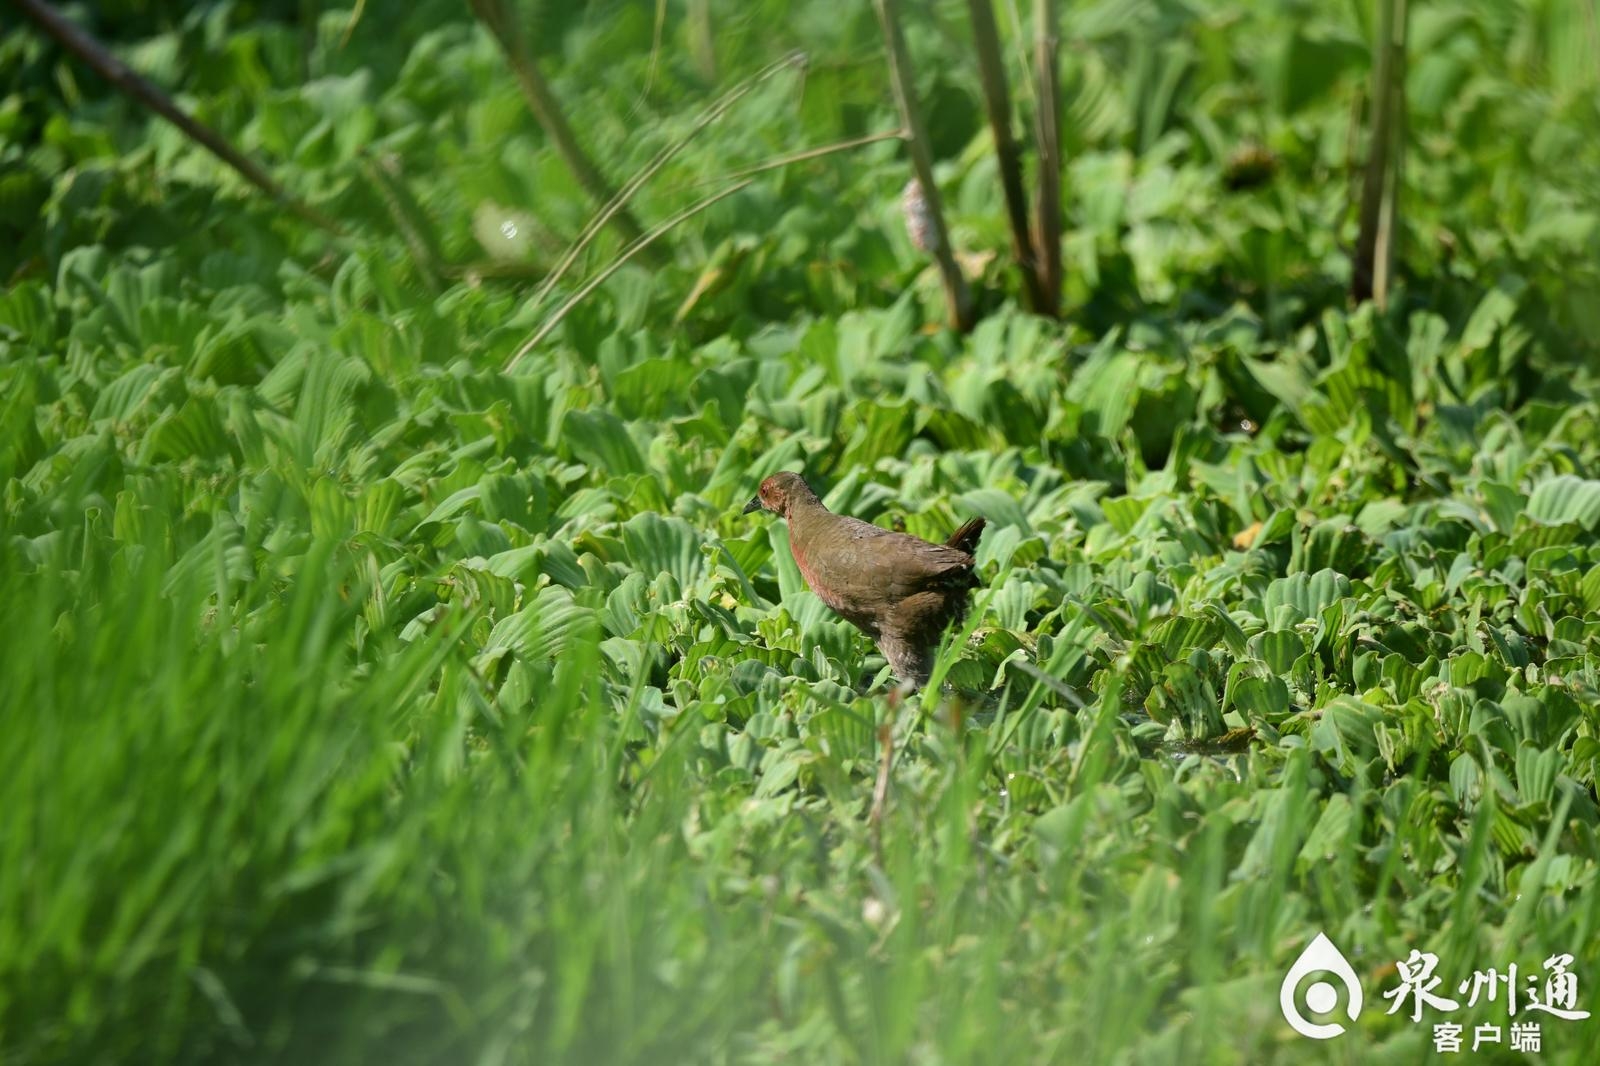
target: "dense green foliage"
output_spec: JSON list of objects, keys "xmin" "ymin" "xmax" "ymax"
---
[{"xmin": 3, "ymin": 0, "xmax": 1599, "ymax": 1062}]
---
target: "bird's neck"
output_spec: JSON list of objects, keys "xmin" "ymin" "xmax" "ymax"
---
[
  {"xmin": 785, "ymin": 492, "xmax": 827, "ymax": 524},
  {"xmin": 785, "ymin": 493, "xmax": 829, "ymax": 554}
]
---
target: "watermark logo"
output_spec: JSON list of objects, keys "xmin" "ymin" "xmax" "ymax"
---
[
  {"xmin": 1280, "ymin": 932, "xmax": 1364, "ymax": 1039},
  {"xmin": 1281, "ymin": 935, "xmax": 1591, "ymax": 1053}
]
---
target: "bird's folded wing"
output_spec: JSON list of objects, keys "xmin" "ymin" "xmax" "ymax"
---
[{"xmin": 800, "ymin": 519, "xmax": 974, "ymax": 614}]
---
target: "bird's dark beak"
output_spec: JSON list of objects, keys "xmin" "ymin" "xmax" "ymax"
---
[{"xmin": 741, "ymin": 496, "xmax": 763, "ymax": 515}]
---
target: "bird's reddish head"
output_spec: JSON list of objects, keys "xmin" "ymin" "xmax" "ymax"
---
[{"xmin": 741, "ymin": 471, "xmax": 815, "ymax": 517}]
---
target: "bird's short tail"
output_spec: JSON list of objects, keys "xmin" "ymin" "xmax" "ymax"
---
[{"xmin": 944, "ymin": 516, "xmax": 986, "ymax": 556}]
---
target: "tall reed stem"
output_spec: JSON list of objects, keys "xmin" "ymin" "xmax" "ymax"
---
[
  {"xmin": 967, "ymin": 0, "xmax": 1050, "ymax": 314},
  {"xmin": 875, "ymin": 0, "xmax": 975, "ymax": 331}
]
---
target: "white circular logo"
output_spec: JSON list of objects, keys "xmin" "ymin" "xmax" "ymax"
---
[{"xmin": 1280, "ymin": 932, "xmax": 1364, "ymax": 1039}]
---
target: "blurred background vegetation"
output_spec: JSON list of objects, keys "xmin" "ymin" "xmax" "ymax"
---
[{"xmin": 4, "ymin": 0, "xmax": 1598, "ymax": 337}]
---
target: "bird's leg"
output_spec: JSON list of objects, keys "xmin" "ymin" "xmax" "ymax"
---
[{"xmin": 875, "ymin": 632, "xmax": 933, "ymax": 691}]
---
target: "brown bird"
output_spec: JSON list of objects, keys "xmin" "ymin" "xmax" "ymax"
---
[{"xmin": 742, "ymin": 471, "xmax": 986, "ymax": 688}]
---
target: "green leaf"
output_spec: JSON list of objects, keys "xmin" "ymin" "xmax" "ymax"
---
[
  {"xmin": 1525, "ymin": 475, "xmax": 1600, "ymax": 530},
  {"xmin": 484, "ymin": 585, "xmax": 598, "ymax": 662},
  {"xmin": 620, "ymin": 512, "xmax": 708, "ymax": 592}
]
